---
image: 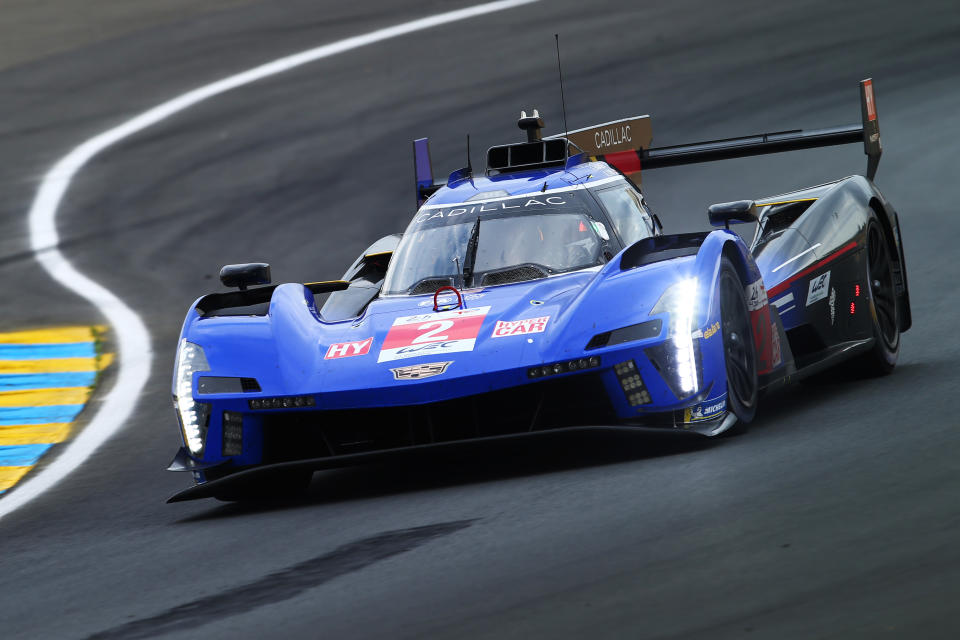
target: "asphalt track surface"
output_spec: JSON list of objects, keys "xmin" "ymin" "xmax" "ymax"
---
[{"xmin": 1, "ymin": 1, "xmax": 959, "ymax": 637}]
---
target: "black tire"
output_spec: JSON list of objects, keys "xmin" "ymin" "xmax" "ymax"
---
[
  {"xmin": 719, "ymin": 259, "xmax": 758, "ymax": 425},
  {"xmin": 213, "ymin": 469, "xmax": 313, "ymax": 503},
  {"xmin": 851, "ymin": 220, "xmax": 900, "ymax": 376}
]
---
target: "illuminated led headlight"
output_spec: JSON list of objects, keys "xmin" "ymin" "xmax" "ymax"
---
[
  {"xmin": 650, "ymin": 279, "xmax": 700, "ymax": 396},
  {"xmin": 651, "ymin": 278, "xmax": 698, "ymax": 336},
  {"xmin": 174, "ymin": 339, "xmax": 211, "ymax": 455}
]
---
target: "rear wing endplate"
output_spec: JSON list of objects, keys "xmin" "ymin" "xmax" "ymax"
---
[
  {"xmin": 860, "ymin": 78, "xmax": 882, "ymax": 179},
  {"xmin": 414, "ymin": 138, "xmax": 444, "ymax": 209}
]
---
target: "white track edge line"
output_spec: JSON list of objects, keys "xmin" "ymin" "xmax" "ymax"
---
[{"xmin": 1, "ymin": 0, "xmax": 539, "ymax": 522}]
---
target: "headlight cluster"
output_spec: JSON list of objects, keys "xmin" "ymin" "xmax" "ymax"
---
[
  {"xmin": 651, "ymin": 278, "xmax": 697, "ymax": 336},
  {"xmin": 222, "ymin": 411, "xmax": 243, "ymax": 457},
  {"xmin": 174, "ymin": 340, "xmax": 210, "ymax": 455},
  {"xmin": 650, "ymin": 278, "xmax": 700, "ymax": 396},
  {"xmin": 614, "ymin": 360, "xmax": 652, "ymax": 406}
]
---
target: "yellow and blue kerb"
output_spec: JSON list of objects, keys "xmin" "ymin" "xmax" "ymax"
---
[{"xmin": 0, "ymin": 327, "xmax": 112, "ymax": 495}]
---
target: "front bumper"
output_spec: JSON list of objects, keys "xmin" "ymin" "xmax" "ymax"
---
[
  {"xmin": 170, "ymin": 319, "xmax": 733, "ymax": 480},
  {"xmin": 167, "ymin": 424, "xmax": 706, "ymax": 502}
]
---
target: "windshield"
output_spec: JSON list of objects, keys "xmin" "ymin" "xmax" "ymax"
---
[{"xmin": 383, "ymin": 192, "xmax": 609, "ymax": 295}]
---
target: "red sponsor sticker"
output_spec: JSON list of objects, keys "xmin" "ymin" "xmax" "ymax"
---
[
  {"xmin": 325, "ymin": 337, "xmax": 373, "ymax": 359},
  {"xmin": 745, "ymin": 279, "xmax": 780, "ymax": 375},
  {"xmin": 378, "ymin": 306, "xmax": 490, "ymax": 363},
  {"xmin": 491, "ymin": 315, "xmax": 550, "ymax": 338},
  {"xmin": 864, "ymin": 79, "xmax": 877, "ymax": 122}
]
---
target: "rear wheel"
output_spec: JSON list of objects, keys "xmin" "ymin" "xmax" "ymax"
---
[
  {"xmin": 719, "ymin": 260, "xmax": 758, "ymax": 425},
  {"xmin": 852, "ymin": 220, "xmax": 899, "ymax": 375}
]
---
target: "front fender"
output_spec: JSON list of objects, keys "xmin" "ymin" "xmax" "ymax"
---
[
  {"xmin": 692, "ymin": 230, "xmax": 761, "ymax": 329},
  {"xmin": 693, "ymin": 230, "xmax": 783, "ymax": 377}
]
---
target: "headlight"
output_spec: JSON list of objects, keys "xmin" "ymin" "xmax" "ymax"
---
[
  {"xmin": 174, "ymin": 339, "xmax": 210, "ymax": 455},
  {"xmin": 649, "ymin": 279, "xmax": 700, "ymax": 395},
  {"xmin": 650, "ymin": 278, "xmax": 698, "ymax": 337}
]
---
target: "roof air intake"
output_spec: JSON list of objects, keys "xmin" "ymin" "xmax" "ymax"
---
[{"xmin": 486, "ymin": 110, "xmax": 569, "ymax": 175}]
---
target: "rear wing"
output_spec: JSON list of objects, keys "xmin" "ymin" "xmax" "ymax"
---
[
  {"xmin": 410, "ymin": 79, "xmax": 882, "ymax": 206},
  {"xmin": 583, "ymin": 78, "xmax": 882, "ymax": 181}
]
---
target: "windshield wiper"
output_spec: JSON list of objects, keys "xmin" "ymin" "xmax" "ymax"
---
[{"xmin": 461, "ymin": 217, "xmax": 481, "ymax": 288}]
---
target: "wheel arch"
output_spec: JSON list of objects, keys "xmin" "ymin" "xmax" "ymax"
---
[
  {"xmin": 692, "ymin": 232, "xmax": 762, "ymax": 427},
  {"xmin": 694, "ymin": 230, "xmax": 786, "ymax": 381},
  {"xmin": 721, "ymin": 241, "xmax": 752, "ymax": 287},
  {"xmin": 867, "ymin": 196, "xmax": 912, "ymax": 331},
  {"xmin": 692, "ymin": 230, "xmax": 762, "ymax": 325}
]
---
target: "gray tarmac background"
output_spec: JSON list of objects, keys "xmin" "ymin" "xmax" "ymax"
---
[
  {"xmin": 1, "ymin": 0, "xmax": 959, "ymax": 638},
  {"xmin": 0, "ymin": 0, "xmax": 257, "ymax": 72}
]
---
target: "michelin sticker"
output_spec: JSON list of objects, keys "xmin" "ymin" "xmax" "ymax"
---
[
  {"xmin": 806, "ymin": 271, "xmax": 831, "ymax": 306},
  {"xmin": 684, "ymin": 397, "xmax": 727, "ymax": 423}
]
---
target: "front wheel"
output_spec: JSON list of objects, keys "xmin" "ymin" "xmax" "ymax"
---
[{"xmin": 719, "ymin": 259, "xmax": 758, "ymax": 425}]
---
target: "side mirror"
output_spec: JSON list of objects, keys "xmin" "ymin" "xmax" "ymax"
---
[
  {"xmin": 220, "ymin": 263, "xmax": 271, "ymax": 290},
  {"xmin": 708, "ymin": 200, "xmax": 758, "ymax": 229}
]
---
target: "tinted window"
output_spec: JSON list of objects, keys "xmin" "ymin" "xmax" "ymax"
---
[
  {"xmin": 591, "ymin": 186, "xmax": 653, "ymax": 246},
  {"xmin": 382, "ymin": 192, "xmax": 611, "ymax": 294}
]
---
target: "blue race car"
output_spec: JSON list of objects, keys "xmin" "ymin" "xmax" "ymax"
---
[{"xmin": 168, "ymin": 79, "xmax": 910, "ymax": 502}]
